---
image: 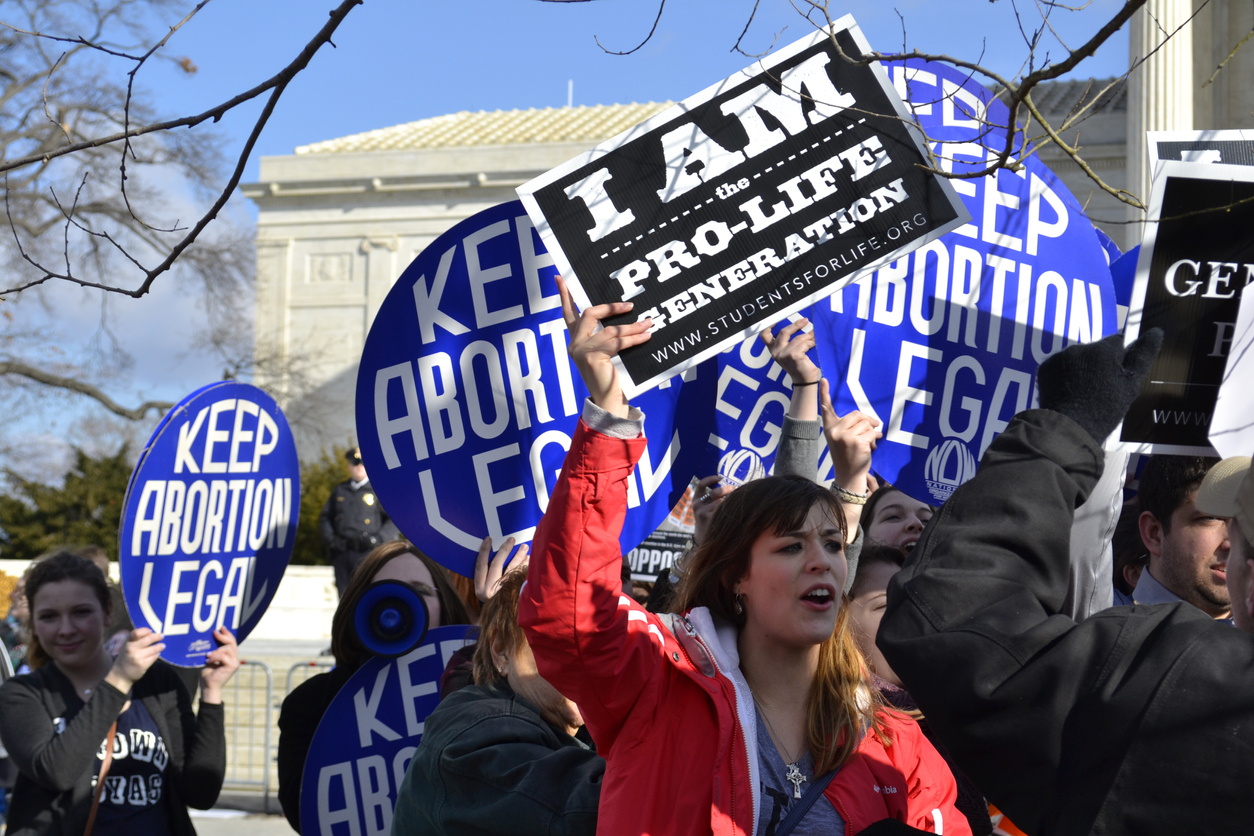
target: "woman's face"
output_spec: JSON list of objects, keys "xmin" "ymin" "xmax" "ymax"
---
[
  {"xmin": 32, "ymin": 580, "xmax": 107, "ymax": 672},
  {"xmin": 866, "ymin": 490, "xmax": 933, "ymax": 552},
  {"xmin": 371, "ymin": 555, "xmax": 443, "ymax": 627},
  {"xmin": 848, "ymin": 561, "xmax": 902, "ymax": 687},
  {"xmin": 495, "ymin": 636, "xmax": 583, "ymax": 736},
  {"xmin": 736, "ymin": 503, "xmax": 847, "ymax": 649}
]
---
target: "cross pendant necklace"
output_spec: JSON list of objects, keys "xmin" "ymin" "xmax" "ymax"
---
[
  {"xmin": 785, "ymin": 762, "xmax": 805, "ymax": 799},
  {"xmin": 754, "ymin": 695, "xmax": 807, "ymax": 799}
]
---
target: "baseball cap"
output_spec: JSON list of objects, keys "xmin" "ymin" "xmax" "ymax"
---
[{"xmin": 1195, "ymin": 455, "xmax": 1252, "ymax": 534}]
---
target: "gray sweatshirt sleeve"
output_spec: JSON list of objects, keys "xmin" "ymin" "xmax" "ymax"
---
[
  {"xmin": 773, "ymin": 415, "xmax": 862, "ymax": 593},
  {"xmin": 0, "ymin": 675, "xmax": 128, "ymax": 792},
  {"xmin": 774, "ymin": 416, "xmax": 821, "ymax": 479}
]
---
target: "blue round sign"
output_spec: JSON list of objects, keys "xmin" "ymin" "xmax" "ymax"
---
[
  {"xmin": 811, "ymin": 59, "xmax": 1118, "ymax": 504},
  {"xmin": 300, "ymin": 625, "xmax": 476, "ymax": 835},
  {"xmin": 355, "ymin": 200, "xmax": 716, "ymax": 577},
  {"xmin": 697, "ymin": 325, "xmax": 830, "ymax": 485},
  {"xmin": 119, "ymin": 381, "xmax": 300, "ymax": 665}
]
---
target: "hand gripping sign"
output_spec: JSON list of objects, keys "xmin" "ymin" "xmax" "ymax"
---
[
  {"xmin": 517, "ymin": 15, "xmax": 968, "ymax": 399},
  {"xmin": 300, "ymin": 620, "xmax": 475, "ymax": 836},
  {"xmin": 356, "ymin": 200, "xmax": 715, "ymax": 578},
  {"xmin": 120, "ymin": 381, "xmax": 299, "ymax": 665},
  {"xmin": 812, "ymin": 59, "xmax": 1117, "ymax": 505}
]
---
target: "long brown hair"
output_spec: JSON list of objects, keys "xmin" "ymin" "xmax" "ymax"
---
[
  {"xmin": 471, "ymin": 569, "xmax": 527, "ymax": 688},
  {"xmin": 25, "ymin": 552, "xmax": 112, "ymax": 670},
  {"xmin": 674, "ymin": 475, "xmax": 885, "ymax": 773},
  {"xmin": 330, "ymin": 541, "xmax": 473, "ymax": 670}
]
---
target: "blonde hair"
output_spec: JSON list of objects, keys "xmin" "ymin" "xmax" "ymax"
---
[{"xmin": 674, "ymin": 475, "xmax": 887, "ymax": 773}]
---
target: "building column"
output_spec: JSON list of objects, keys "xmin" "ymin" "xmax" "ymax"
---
[{"xmin": 1126, "ymin": 0, "xmax": 1194, "ymax": 249}]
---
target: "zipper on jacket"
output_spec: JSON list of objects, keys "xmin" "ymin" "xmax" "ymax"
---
[{"xmin": 685, "ymin": 630, "xmax": 756, "ymax": 835}]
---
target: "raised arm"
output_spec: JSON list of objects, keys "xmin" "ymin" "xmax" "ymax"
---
[
  {"xmin": 876, "ymin": 332, "xmax": 1164, "ymax": 832},
  {"xmin": 519, "ymin": 279, "xmax": 676, "ymax": 751}
]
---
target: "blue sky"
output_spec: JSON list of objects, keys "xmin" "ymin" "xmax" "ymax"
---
[
  {"xmin": 146, "ymin": 0, "xmax": 1130, "ymax": 175},
  {"xmin": 9, "ymin": 0, "xmax": 1132, "ymax": 474}
]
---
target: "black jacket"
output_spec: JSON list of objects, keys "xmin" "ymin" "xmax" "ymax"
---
[
  {"xmin": 878, "ymin": 410, "xmax": 1254, "ymax": 835},
  {"xmin": 0, "ymin": 661, "xmax": 225, "ymax": 836},
  {"xmin": 276, "ymin": 664, "xmax": 356, "ymax": 833},
  {"xmin": 391, "ymin": 681, "xmax": 603, "ymax": 836}
]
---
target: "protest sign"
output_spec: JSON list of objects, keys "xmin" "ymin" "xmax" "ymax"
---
[
  {"xmin": 1122, "ymin": 161, "xmax": 1254, "ymax": 454},
  {"xmin": 119, "ymin": 382, "xmax": 299, "ymax": 665},
  {"xmin": 811, "ymin": 58, "xmax": 1117, "ymax": 505},
  {"xmin": 356, "ymin": 201, "xmax": 715, "ymax": 578},
  {"xmin": 300, "ymin": 625, "xmax": 475, "ymax": 836},
  {"xmin": 517, "ymin": 16, "xmax": 968, "ymax": 398},
  {"xmin": 1148, "ymin": 130, "xmax": 1254, "ymax": 169},
  {"xmin": 1210, "ymin": 291, "xmax": 1254, "ymax": 459}
]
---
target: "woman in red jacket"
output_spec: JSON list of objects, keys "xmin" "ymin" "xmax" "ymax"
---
[{"xmin": 518, "ymin": 281, "xmax": 970, "ymax": 836}]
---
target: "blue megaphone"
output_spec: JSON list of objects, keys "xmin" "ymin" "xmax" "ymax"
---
[{"xmin": 352, "ymin": 580, "xmax": 430, "ymax": 658}]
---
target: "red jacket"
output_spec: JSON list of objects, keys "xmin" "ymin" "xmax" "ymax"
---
[{"xmin": 520, "ymin": 419, "xmax": 971, "ymax": 836}]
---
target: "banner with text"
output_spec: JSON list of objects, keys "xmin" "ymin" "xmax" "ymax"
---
[
  {"xmin": 356, "ymin": 201, "xmax": 715, "ymax": 578},
  {"xmin": 517, "ymin": 15, "xmax": 968, "ymax": 398},
  {"xmin": 120, "ymin": 382, "xmax": 299, "ymax": 665},
  {"xmin": 300, "ymin": 626, "xmax": 475, "ymax": 836},
  {"xmin": 1122, "ymin": 160, "xmax": 1254, "ymax": 454},
  {"xmin": 812, "ymin": 59, "xmax": 1117, "ymax": 505}
]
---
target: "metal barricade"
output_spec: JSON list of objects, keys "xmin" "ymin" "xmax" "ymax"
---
[
  {"xmin": 222, "ymin": 660, "xmax": 273, "ymax": 812},
  {"xmin": 285, "ymin": 659, "xmax": 335, "ymax": 696}
]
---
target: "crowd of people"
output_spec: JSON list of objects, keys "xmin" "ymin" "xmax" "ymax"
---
[{"xmin": 0, "ymin": 280, "xmax": 1250, "ymax": 835}]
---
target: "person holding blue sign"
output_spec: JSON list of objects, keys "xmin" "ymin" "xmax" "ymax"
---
[
  {"xmin": 0, "ymin": 552, "xmax": 239, "ymax": 836},
  {"xmin": 519, "ymin": 279, "xmax": 967, "ymax": 836},
  {"xmin": 277, "ymin": 541, "xmax": 474, "ymax": 834}
]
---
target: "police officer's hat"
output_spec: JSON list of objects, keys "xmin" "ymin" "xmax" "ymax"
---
[{"xmin": 346, "ymin": 447, "xmax": 363, "ymax": 466}]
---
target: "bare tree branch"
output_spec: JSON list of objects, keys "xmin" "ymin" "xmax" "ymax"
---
[
  {"xmin": 595, "ymin": 0, "xmax": 666, "ymax": 56},
  {"xmin": 0, "ymin": 360, "xmax": 172, "ymax": 419}
]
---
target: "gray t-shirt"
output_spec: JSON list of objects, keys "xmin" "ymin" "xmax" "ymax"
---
[{"xmin": 755, "ymin": 706, "xmax": 844, "ymax": 836}]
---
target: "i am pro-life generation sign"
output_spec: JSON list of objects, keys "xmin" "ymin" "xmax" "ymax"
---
[
  {"xmin": 517, "ymin": 16, "xmax": 968, "ymax": 398},
  {"xmin": 1122, "ymin": 160, "xmax": 1254, "ymax": 454},
  {"xmin": 120, "ymin": 382, "xmax": 299, "ymax": 665}
]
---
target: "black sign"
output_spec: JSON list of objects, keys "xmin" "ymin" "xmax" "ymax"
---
[
  {"xmin": 518, "ymin": 17, "xmax": 967, "ymax": 397},
  {"xmin": 1121, "ymin": 161, "xmax": 1254, "ymax": 452},
  {"xmin": 626, "ymin": 529, "xmax": 691, "ymax": 583},
  {"xmin": 1149, "ymin": 130, "xmax": 1254, "ymax": 168}
]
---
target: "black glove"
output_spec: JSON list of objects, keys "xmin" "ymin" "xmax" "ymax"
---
[{"xmin": 1036, "ymin": 329, "xmax": 1164, "ymax": 443}]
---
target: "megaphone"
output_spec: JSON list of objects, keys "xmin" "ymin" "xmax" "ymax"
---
[{"xmin": 352, "ymin": 581, "xmax": 430, "ymax": 658}]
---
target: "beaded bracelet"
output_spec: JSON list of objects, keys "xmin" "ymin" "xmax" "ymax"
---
[{"xmin": 832, "ymin": 484, "xmax": 869, "ymax": 505}]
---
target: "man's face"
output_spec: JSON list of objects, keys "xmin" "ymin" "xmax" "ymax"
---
[
  {"xmin": 348, "ymin": 461, "xmax": 367, "ymax": 482},
  {"xmin": 1226, "ymin": 520, "xmax": 1253, "ymax": 633},
  {"xmin": 1141, "ymin": 487, "xmax": 1231, "ymax": 618}
]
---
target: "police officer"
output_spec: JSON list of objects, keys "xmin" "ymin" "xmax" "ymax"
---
[{"xmin": 320, "ymin": 447, "xmax": 398, "ymax": 595}]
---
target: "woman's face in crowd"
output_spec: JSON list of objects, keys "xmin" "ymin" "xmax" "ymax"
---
[
  {"xmin": 848, "ymin": 561, "xmax": 902, "ymax": 687},
  {"xmin": 737, "ymin": 503, "xmax": 847, "ymax": 649},
  {"xmin": 867, "ymin": 491, "xmax": 933, "ymax": 552},
  {"xmin": 372, "ymin": 555, "xmax": 443, "ymax": 628},
  {"xmin": 497, "ymin": 637, "xmax": 583, "ymax": 736},
  {"xmin": 32, "ymin": 580, "xmax": 107, "ymax": 671}
]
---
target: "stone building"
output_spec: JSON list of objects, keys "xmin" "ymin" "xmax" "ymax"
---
[{"xmin": 244, "ymin": 0, "xmax": 1252, "ymax": 453}]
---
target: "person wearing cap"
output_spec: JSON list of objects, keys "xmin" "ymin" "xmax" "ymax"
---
[
  {"xmin": 1197, "ymin": 456, "xmax": 1254, "ymax": 632},
  {"xmin": 879, "ymin": 330, "xmax": 1254, "ymax": 834},
  {"xmin": 318, "ymin": 447, "xmax": 399, "ymax": 595}
]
